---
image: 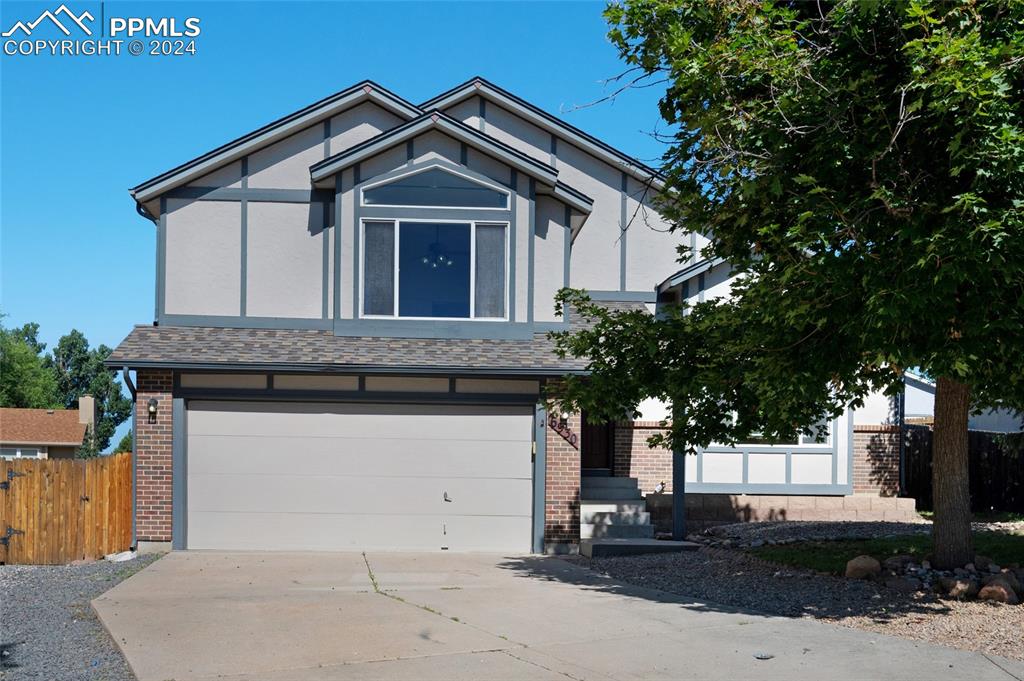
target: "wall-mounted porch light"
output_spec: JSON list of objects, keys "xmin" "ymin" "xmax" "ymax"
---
[{"xmin": 147, "ymin": 398, "xmax": 159, "ymax": 424}]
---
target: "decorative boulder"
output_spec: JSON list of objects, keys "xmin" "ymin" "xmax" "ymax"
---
[
  {"xmin": 983, "ymin": 571, "xmax": 1022, "ymax": 595},
  {"xmin": 846, "ymin": 555, "xmax": 882, "ymax": 580},
  {"xmin": 974, "ymin": 555, "xmax": 993, "ymax": 572},
  {"xmin": 978, "ymin": 577, "xmax": 1019, "ymax": 605},
  {"xmin": 938, "ymin": 577, "xmax": 979, "ymax": 600}
]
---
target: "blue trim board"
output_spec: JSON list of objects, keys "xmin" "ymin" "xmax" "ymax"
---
[
  {"xmin": 161, "ymin": 314, "xmax": 334, "ymax": 330},
  {"xmin": 352, "ymin": 164, "xmax": 361, "ymax": 319},
  {"xmin": 563, "ymin": 206, "xmax": 571, "ymax": 290},
  {"xmin": 509, "ymin": 170, "xmax": 518, "ymax": 322},
  {"xmin": 165, "ymin": 187, "xmax": 333, "ymax": 203},
  {"xmin": 333, "ymin": 174, "xmax": 343, "ymax": 320},
  {"xmin": 332, "ymin": 318, "xmax": 535, "ymax": 340},
  {"xmin": 360, "ymin": 206, "xmax": 512, "ymax": 221},
  {"xmin": 533, "ymin": 403, "xmax": 547, "ymax": 553},
  {"xmin": 527, "ymin": 178, "xmax": 536, "ymax": 324},
  {"xmin": 619, "ymin": 172, "xmax": 627, "ymax": 291},
  {"xmin": 171, "ymin": 398, "xmax": 187, "ymax": 550},
  {"xmin": 322, "ymin": 201, "xmax": 330, "ymax": 319},
  {"xmin": 585, "ymin": 290, "xmax": 657, "ymax": 303},
  {"xmin": 173, "ymin": 386, "xmax": 540, "ymax": 407}
]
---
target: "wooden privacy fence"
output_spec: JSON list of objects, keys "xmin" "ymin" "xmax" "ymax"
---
[
  {"xmin": 904, "ymin": 426, "xmax": 1024, "ymax": 513},
  {"xmin": 0, "ymin": 453, "xmax": 131, "ymax": 565}
]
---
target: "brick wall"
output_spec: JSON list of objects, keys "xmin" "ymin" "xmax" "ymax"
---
[
  {"xmin": 545, "ymin": 411, "xmax": 581, "ymax": 546},
  {"xmin": 852, "ymin": 425, "xmax": 901, "ymax": 496},
  {"xmin": 613, "ymin": 421, "xmax": 672, "ymax": 494},
  {"xmin": 135, "ymin": 369, "xmax": 173, "ymax": 542}
]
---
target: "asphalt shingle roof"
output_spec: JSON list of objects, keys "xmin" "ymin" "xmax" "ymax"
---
[
  {"xmin": 0, "ymin": 408, "xmax": 87, "ymax": 446},
  {"xmin": 106, "ymin": 303, "xmax": 648, "ymax": 375}
]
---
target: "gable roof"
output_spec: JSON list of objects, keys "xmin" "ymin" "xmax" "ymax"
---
[
  {"xmin": 310, "ymin": 111, "xmax": 594, "ymax": 215},
  {"xmin": 0, "ymin": 408, "xmax": 87, "ymax": 447},
  {"xmin": 421, "ymin": 77, "xmax": 665, "ymax": 189},
  {"xmin": 130, "ymin": 81, "xmax": 423, "ymax": 204}
]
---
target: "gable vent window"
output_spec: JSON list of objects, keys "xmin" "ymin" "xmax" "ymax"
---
[{"xmin": 362, "ymin": 167, "xmax": 509, "ymax": 209}]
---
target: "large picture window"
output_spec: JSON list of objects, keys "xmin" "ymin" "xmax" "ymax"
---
[{"xmin": 362, "ymin": 220, "xmax": 508, "ymax": 320}]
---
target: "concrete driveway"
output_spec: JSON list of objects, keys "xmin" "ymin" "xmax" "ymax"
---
[{"xmin": 94, "ymin": 551, "xmax": 1024, "ymax": 681}]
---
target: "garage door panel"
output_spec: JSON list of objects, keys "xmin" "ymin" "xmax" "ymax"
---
[
  {"xmin": 187, "ymin": 435, "xmax": 532, "ymax": 478},
  {"xmin": 186, "ymin": 401, "xmax": 534, "ymax": 552},
  {"xmin": 188, "ymin": 512, "xmax": 447, "ymax": 552},
  {"xmin": 443, "ymin": 516, "xmax": 533, "ymax": 553},
  {"xmin": 188, "ymin": 401, "xmax": 532, "ymax": 440}
]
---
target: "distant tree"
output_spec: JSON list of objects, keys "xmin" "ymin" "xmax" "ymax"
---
[
  {"xmin": 113, "ymin": 430, "xmax": 133, "ymax": 454},
  {"xmin": 0, "ymin": 317, "xmax": 57, "ymax": 409},
  {"xmin": 45, "ymin": 330, "xmax": 132, "ymax": 453}
]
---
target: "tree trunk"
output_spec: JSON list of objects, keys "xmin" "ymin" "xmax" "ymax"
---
[{"xmin": 931, "ymin": 376, "xmax": 973, "ymax": 569}]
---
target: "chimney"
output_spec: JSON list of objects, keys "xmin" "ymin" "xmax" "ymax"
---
[{"xmin": 78, "ymin": 394, "xmax": 97, "ymax": 427}]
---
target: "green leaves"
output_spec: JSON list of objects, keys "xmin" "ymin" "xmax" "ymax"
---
[{"xmin": 556, "ymin": 0, "xmax": 1024, "ymax": 454}]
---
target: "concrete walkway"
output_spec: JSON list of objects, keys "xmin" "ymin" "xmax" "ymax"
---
[{"xmin": 94, "ymin": 551, "xmax": 1024, "ymax": 681}]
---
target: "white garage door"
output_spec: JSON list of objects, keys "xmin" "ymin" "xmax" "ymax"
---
[{"xmin": 186, "ymin": 401, "xmax": 535, "ymax": 552}]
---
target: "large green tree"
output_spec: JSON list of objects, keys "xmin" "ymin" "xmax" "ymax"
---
[
  {"xmin": 554, "ymin": 0, "xmax": 1023, "ymax": 568},
  {"xmin": 45, "ymin": 330, "xmax": 132, "ymax": 455},
  {"xmin": 0, "ymin": 320, "xmax": 58, "ymax": 409}
]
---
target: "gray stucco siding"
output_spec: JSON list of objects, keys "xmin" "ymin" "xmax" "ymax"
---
[
  {"xmin": 468, "ymin": 101, "xmax": 552, "ymax": 168},
  {"xmin": 164, "ymin": 199, "xmax": 242, "ymax": 316},
  {"xmin": 624, "ymin": 176, "xmax": 680, "ymax": 291},
  {"xmin": 532, "ymin": 196, "xmax": 568, "ymax": 323},
  {"xmin": 245, "ymin": 202, "xmax": 325, "ymax": 319},
  {"xmin": 329, "ymin": 101, "xmax": 404, "ymax": 157},
  {"xmin": 185, "ymin": 160, "xmax": 243, "ymax": 189},
  {"xmin": 445, "ymin": 96, "xmax": 481, "ymax": 131},
  {"xmin": 248, "ymin": 124, "xmax": 324, "ymax": 190}
]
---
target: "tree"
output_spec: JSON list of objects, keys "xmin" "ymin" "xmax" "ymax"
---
[
  {"xmin": 45, "ymin": 330, "xmax": 132, "ymax": 453},
  {"xmin": 0, "ymin": 318, "xmax": 57, "ymax": 409},
  {"xmin": 554, "ymin": 1, "xmax": 1023, "ymax": 568},
  {"xmin": 113, "ymin": 430, "xmax": 133, "ymax": 454}
]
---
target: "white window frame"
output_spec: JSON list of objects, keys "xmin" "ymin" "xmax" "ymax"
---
[
  {"xmin": 0, "ymin": 446, "xmax": 43, "ymax": 459},
  {"xmin": 709, "ymin": 417, "xmax": 835, "ymax": 450},
  {"xmin": 359, "ymin": 165, "xmax": 511, "ymax": 211},
  {"xmin": 359, "ymin": 218, "xmax": 510, "ymax": 322}
]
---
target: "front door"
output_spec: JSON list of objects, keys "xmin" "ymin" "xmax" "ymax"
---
[{"xmin": 580, "ymin": 411, "xmax": 615, "ymax": 470}]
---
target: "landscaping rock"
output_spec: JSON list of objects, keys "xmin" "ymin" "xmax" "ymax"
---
[
  {"xmin": 973, "ymin": 555, "xmax": 993, "ymax": 572},
  {"xmin": 846, "ymin": 555, "xmax": 882, "ymax": 580},
  {"xmin": 883, "ymin": 555, "xmax": 915, "ymax": 571},
  {"xmin": 982, "ymin": 571, "xmax": 1022, "ymax": 595},
  {"xmin": 938, "ymin": 577, "xmax": 979, "ymax": 600},
  {"xmin": 978, "ymin": 578, "xmax": 1019, "ymax": 605},
  {"xmin": 883, "ymin": 576, "xmax": 922, "ymax": 593}
]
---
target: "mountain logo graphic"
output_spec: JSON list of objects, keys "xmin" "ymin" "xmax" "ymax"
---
[{"xmin": 2, "ymin": 4, "xmax": 94, "ymax": 38}]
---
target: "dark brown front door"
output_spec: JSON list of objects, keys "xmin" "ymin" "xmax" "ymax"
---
[{"xmin": 580, "ymin": 411, "xmax": 615, "ymax": 470}]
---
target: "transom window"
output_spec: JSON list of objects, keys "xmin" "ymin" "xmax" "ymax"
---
[
  {"xmin": 362, "ymin": 220, "xmax": 508, "ymax": 319},
  {"xmin": 361, "ymin": 167, "xmax": 509, "ymax": 209}
]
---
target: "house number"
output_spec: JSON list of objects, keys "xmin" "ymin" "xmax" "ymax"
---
[{"xmin": 548, "ymin": 414, "xmax": 579, "ymax": 450}]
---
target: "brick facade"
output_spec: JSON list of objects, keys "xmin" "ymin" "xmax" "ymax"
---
[
  {"xmin": 544, "ymin": 411, "xmax": 581, "ymax": 546},
  {"xmin": 852, "ymin": 424, "xmax": 901, "ymax": 496},
  {"xmin": 135, "ymin": 369, "xmax": 174, "ymax": 542},
  {"xmin": 613, "ymin": 421, "xmax": 672, "ymax": 494}
]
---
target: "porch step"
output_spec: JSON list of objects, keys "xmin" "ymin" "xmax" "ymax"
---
[
  {"xmin": 580, "ymin": 538, "xmax": 699, "ymax": 558},
  {"xmin": 580, "ymin": 477, "xmax": 640, "ymax": 490},
  {"xmin": 578, "ymin": 487, "xmax": 643, "ymax": 501},
  {"xmin": 584, "ymin": 511, "xmax": 651, "ymax": 526},
  {"xmin": 580, "ymin": 523, "xmax": 655, "ymax": 539},
  {"xmin": 580, "ymin": 501, "xmax": 648, "ymax": 521},
  {"xmin": 581, "ymin": 468, "xmax": 612, "ymax": 477}
]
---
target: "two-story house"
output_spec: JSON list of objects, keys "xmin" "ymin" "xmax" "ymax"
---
[{"xmin": 109, "ymin": 78, "xmax": 916, "ymax": 555}]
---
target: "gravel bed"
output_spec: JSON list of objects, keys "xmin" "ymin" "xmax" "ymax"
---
[
  {"xmin": 0, "ymin": 554, "xmax": 160, "ymax": 680},
  {"xmin": 699, "ymin": 520, "xmax": 931, "ymax": 546},
  {"xmin": 583, "ymin": 547, "xmax": 1024, "ymax": 662}
]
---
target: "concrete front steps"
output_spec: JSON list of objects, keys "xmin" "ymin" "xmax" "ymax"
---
[{"xmin": 580, "ymin": 471, "xmax": 698, "ymax": 556}]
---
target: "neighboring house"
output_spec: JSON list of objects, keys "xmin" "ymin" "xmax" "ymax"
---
[
  {"xmin": 0, "ymin": 397, "xmax": 96, "ymax": 459},
  {"xmin": 109, "ymin": 78, "xmax": 914, "ymax": 555}
]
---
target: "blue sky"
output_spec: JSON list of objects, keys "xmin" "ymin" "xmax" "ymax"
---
[{"xmin": 0, "ymin": 0, "xmax": 668, "ymax": 446}]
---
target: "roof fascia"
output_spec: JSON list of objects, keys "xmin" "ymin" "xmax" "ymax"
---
[
  {"xmin": 310, "ymin": 112, "xmax": 558, "ymax": 186},
  {"xmin": 131, "ymin": 82, "xmax": 422, "ymax": 204},
  {"xmin": 422, "ymin": 78, "xmax": 665, "ymax": 189},
  {"xmin": 659, "ymin": 256, "xmax": 728, "ymax": 291}
]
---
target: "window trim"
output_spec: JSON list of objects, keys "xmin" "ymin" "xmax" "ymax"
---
[
  {"xmin": 359, "ymin": 164, "xmax": 511, "ymax": 211},
  {"xmin": 359, "ymin": 217, "xmax": 510, "ymax": 322}
]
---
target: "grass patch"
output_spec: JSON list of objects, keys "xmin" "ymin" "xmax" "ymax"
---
[{"xmin": 752, "ymin": 532, "xmax": 1024, "ymax": 575}]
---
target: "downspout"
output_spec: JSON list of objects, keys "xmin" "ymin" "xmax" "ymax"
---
[{"xmin": 123, "ymin": 367, "xmax": 138, "ymax": 549}]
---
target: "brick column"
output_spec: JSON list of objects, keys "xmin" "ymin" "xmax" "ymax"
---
[
  {"xmin": 135, "ymin": 369, "xmax": 174, "ymax": 542},
  {"xmin": 852, "ymin": 425, "xmax": 901, "ymax": 496},
  {"xmin": 544, "ymin": 411, "xmax": 581, "ymax": 547},
  {"xmin": 613, "ymin": 421, "xmax": 673, "ymax": 493}
]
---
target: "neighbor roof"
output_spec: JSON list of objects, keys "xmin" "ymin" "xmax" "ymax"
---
[
  {"xmin": 130, "ymin": 81, "xmax": 423, "ymax": 204},
  {"xmin": 421, "ymin": 77, "xmax": 666, "ymax": 189},
  {"xmin": 0, "ymin": 408, "xmax": 87, "ymax": 447}
]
